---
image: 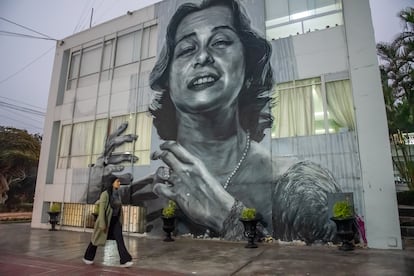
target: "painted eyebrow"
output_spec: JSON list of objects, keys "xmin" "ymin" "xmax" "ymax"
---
[{"xmin": 175, "ymin": 25, "xmax": 237, "ymax": 45}]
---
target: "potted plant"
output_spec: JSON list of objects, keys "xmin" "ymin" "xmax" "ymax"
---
[
  {"xmin": 161, "ymin": 200, "xmax": 177, "ymax": 242},
  {"xmin": 239, "ymin": 207, "xmax": 259, "ymax": 248},
  {"xmin": 48, "ymin": 202, "xmax": 61, "ymax": 231},
  {"xmin": 330, "ymin": 200, "xmax": 355, "ymax": 251}
]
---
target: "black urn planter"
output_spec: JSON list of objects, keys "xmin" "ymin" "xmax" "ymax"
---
[
  {"xmin": 161, "ymin": 216, "xmax": 176, "ymax": 242},
  {"xmin": 240, "ymin": 218, "xmax": 259, "ymax": 248},
  {"xmin": 47, "ymin": 211, "xmax": 60, "ymax": 231},
  {"xmin": 330, "ymin": 217, "xmax": 355, "ymax": 251}
]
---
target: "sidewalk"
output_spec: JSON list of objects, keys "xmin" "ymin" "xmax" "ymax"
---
[{"xmin": 0, "ymin": 223, "xmax": 413, "ymax": 275}]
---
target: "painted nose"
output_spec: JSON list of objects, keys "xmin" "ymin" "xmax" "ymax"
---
[{"xmin": 193, "ymin": 50, "xmax": 214, "ymax": 68}]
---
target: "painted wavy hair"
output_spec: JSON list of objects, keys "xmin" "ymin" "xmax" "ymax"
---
[{"xmin": 149, "ymin": 0, "xmax": 273, "ymax": 142}]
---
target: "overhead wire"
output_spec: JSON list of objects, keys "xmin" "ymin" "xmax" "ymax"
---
[
  {"xmin": 0, "ymin": 113, "xmax": 43, "ymax": 132},
  {"xmin": 0, "ymin": 46, "xmax": 55, "ymax": 85},
  {"xmin": 2, "ymin": 107, "xmax": 44, "ymax": 124},
  {"xmin": 0, "ymin": 16, "xmax": 57, "ymax": 40},
  {"xmin": 0, "ymin": 100, "xmax": 45, "ymax": 132},
  {"xmin": 0, "ymin": 96, "xmax": 45, "ymax": 111},
  {"xmin": 73, "ymin": 0, "xmax": 95, "ymax": 33},
  {"xmin": 91, "ymin": 0, "xmax": 106, "ymax": 24},
  {"xmin": 0, "ymin": 30, "xmax": 57, "ymax": 41},
  {"xmin": 0, "ymin": 101, "xmax": 45, "ymax": 116},
  {"xmin": 92, "ymin": 0, "xmax": 117, "ymax": 26}
]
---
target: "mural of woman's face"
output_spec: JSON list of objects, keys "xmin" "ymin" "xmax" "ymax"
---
[{"xmin": 169, "ymin": 5, "xmax": 245, "ymax": 114}]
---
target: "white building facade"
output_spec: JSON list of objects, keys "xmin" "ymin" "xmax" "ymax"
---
[{"xmin": 32, "ymin": 0, "xmax": 402, "ymax": 249}]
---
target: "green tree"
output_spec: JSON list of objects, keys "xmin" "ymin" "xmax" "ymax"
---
[
  {"xmin": 377, "ymin": 7, "xmax": 414, "ymax": 133},
  {"xmin": 0, "ymin": 126, "xmax": 41, "ymax": 206},
  {"xmin": 377, "ymin": 7, "xmax": 414, "ymax": 191}
]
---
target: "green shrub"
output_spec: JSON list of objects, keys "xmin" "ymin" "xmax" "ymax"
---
[
  {"xmin": 241, "ymin": 207, "xmax": 256, "ymax": 220},
  {"xmin": 18, "ymin": 203, "xmax": 33, "ymax": 212},
  {"xmin": 162, "ymin": 200, "xmax": 176, "ymax": 218},
  {"xmin": 333, "ymin": 200, "xmax": 353, "ymax": 218},
  {"xmin": 391, "ymin": 131, "xmax": 414, "ymax": 190},
  {"xmin": 49, "ymin": 202, "xmax": 61, "ymax": 213}
]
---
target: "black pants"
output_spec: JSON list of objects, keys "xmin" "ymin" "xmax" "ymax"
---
[{"xmin": 84, "ymin": 216, "xmax": 132, "ymax": 264}]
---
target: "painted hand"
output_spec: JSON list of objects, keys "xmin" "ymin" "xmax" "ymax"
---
[
  {"xmin": 86, "ymin": 122, "xmax": 138, "ymax": 204},
  {"xmin": 152, "ymin": 141, "xmax": 234, "ymax": 232}
]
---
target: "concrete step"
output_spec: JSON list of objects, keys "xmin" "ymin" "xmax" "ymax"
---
[
  {"xmin": 399, "ymin": 216, "xmax": 414, "ymax": 226},
  {"xmin": 399, "ymin": 205, "xmax": 414, "ymax": 237},
  {"xmin": 398, "ymin": 205, "xmax": 414, "ymax": 217},
  {"xmin": 401, "ymin": 226, "xmax": 414, "ymax": 237}
]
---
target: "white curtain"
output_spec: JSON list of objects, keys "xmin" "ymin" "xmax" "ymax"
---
[
  {"xmin": 70, "ymin": 121, "xmax": 94, "ymax": 168},
  {"xmin": 71, "ymin": 121, "xmax": 94, "ymax": 156},
  {"xmin": 92, "ymin": 119, "xmax": 108, "ymax": 155},
  {"xmin": 57, "ymin": 125, "xmax": 72, "ymax": 168},
  {"xmin": 326, "ymin": 80, "xmax": 355, "ymax": 131},
  {"xmin": 134, "ymin": 112, "xmax": 153, "ymax": 165},
  {"xmin": 273, "ymin": 79, "xmax": 315, "ymax": 137}
]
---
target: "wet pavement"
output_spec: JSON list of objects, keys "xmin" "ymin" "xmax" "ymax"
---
[{"xmin": 1, "ymin": 223, "xmax": 413, "ymax": 275}]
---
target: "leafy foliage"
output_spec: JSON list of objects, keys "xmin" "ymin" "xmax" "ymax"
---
[
  {"xmin": 241, "ymin": 207, "xmax": 256, "ymax": 220},
  {"xmin": 332, "ymin": 200, "xmax": 353, "ymax": 218},
  {"xmin": 162, "ymin": 200, "xmax": 177, "ymax": 218},
  {"xmin": 377, "ymin": 8, "xmax": 414, "ymax": 191},
  {"xmin": 49, "ymin": 202, "xmax": 61, "ymax": 213},
  {"xmin": 377, "ymin": 7, "xmax": 414, "ymax": 133},
  {"xmin": 0, "ymin": 126, "xmax": 41, "ymax": 206},
  {"xmin": 391, "ymin": 131, "xmax": 414, "ymax": 190}
]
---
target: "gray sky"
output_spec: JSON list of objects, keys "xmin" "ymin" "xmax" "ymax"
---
[{"xmin": 0, "ymin": 0, "xmax": 412, "ymax": 134}]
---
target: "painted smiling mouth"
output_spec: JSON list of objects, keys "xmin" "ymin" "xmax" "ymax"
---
[{"xmin": 188, "ymin": 74, "xmax": 219, "ymax": 90}]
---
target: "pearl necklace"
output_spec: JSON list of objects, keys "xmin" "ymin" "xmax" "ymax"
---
[{"xmin": 223, "ymin": 131, "xmax": 250, "ymax": 190}]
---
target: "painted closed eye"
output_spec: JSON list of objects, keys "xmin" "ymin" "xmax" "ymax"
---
[
  {"xmin": 211, "ymin": 39, "xmax": 232, "ymax": 48},
  {"xmin": 175, "ymin": 45, "xmax": 196, "ymax": 58}
]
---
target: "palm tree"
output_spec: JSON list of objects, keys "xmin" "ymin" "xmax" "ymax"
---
[
  {"xmin": 377, "ymin": 7, "xmax": 414, "ymax": 191},
  {"xmin": 0, "ymin": 127, "xmax": 41, "ymax": 204},
  {"xmin": 377, "ymin": 7, "xmax": 414, "ymax": 132}
]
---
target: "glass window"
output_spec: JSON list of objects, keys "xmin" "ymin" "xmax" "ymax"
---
[
  {"xmin": 141, "ymin": 25, "xmax": 158, "ymax": 59},
  {"xmin": 115, "ymin": 30, "xmax": 142, "ymax": 67},
  {"xmin": 67, "ymin": 51, "xmax": 80, "ymax": 90},
  {"xmin": 61, "ymin": 25, "xmax": 157, "ymax": 168},
  {"xmin": 102, "ymin": 40, "xmax": 114, "ymax": 70},
  {"xmin": 71, "ymin": 121, "xmax": 94, "ymax": 156},
  {"xmin": 303, "ymin": 12, "xmax": 343, "ymax": 33},
  {"xmin": 134, "ymin": 112, "xmax": 152, "ymax": 165},
  {"xmin": 326, "ymin": 79, "xmax": 355, "ymax": 132},
  {"xmin": 148, "ymin": 25, "xmax": 158, "ymax": 58},
  {"xmin": 272, "ymin": 77, "xmax": 355, "ymax": 138},
  {"xmin": 109, "ymin": 115, "xmax": 135, "ymax": 154},
  {"xmin": 79, "ymin": 44, "xmax": 101, "ymax": 77},
  {"xmin": 57, "ymin": 125, "xmax": 72, "ymax": 168},
  {"xmin": 93, "ymin": 119, "xmax": 108, "ymax": 155},
  {"xmin": 68, "ymin": 51, "xmax": 80, "ymax": 80},
  {"xmin": 265, "ymin": 0, "xmax": 343, "ymax": 40},
  {"xmin": 106, "ymin": 113, "xmax": 152, "ymax": 165}
]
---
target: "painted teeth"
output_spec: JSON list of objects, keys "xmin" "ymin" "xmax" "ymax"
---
[{"xmin": 194, "ymin": 77, "xmax": 215, "ymax": 85}]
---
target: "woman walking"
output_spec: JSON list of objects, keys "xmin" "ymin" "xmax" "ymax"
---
[{"xmin": 83, "ymin": 174, "xmax": 133, "ymax": 267}]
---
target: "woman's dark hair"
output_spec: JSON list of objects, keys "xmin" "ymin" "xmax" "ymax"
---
[
  {"xmin": 149, "ymin": 0, "xmax": 273, "ymax": 142},
  {"xmin": 103, "ymin": 174, "xmax": 118, "ymax": 197}
]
